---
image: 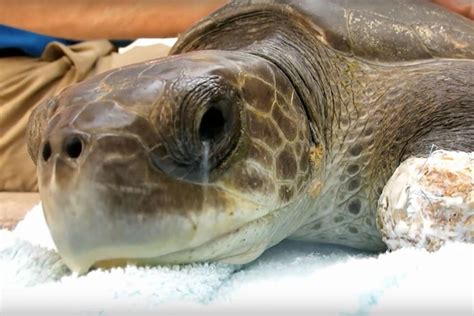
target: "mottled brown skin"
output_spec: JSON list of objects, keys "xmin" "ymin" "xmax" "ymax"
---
[{"xmin": 28, "ymin": 0, "xmax": 473, "ymax": 273}]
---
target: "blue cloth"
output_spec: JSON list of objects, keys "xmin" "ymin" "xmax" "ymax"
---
[
  {"xmin": 0, "ymin": 25, "xmax": 133, "ymax": 57},
  {"xmin": 0, "ymin": 25, "xmax": 78, "ymax": 57}
]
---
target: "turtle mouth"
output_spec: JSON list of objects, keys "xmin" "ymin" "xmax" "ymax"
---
[
  {"xmin": 82, "ymin": 201, "xmax": 291, "ymax": 273},
  {"xmin": 46, "ymin": 201, "xmax": 275, "ymax": 274},
  {"xmin": 38, "ymin": 157, "xmax": 279, "ymax": 273}
]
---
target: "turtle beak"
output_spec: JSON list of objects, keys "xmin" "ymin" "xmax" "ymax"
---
[
  {"xmin": 38, "ymin": 161, "xmax": 198, "ymax": 274},
  {"xmin": 35, "ymin": 119, "xmax": 200, "ymax": 273},
  {"xmin": 38, "ymin": 168, "xmax": 256, "ymax": 273},
  {"xmin": 38, "ymin": 170, "xmax": 209, "ymax": 273}
]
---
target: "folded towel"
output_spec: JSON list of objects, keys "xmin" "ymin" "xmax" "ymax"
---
[{"xmin": 1, "ymin": 204, "xmax": 472, "ymax": 315}]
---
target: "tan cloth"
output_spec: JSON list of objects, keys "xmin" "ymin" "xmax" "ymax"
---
[{"xmin": 0, "ymin": 40, "xmax": 170, "ymax": 192}]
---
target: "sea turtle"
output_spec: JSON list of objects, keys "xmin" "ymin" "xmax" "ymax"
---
[{"xmin": 27, "ymin": 0, "xmax": 474, "ymax": 273}]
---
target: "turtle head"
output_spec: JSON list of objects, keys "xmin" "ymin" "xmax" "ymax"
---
[{"xmin": 27, "ymin": 50, "xmax": 312, "ymax": 273}]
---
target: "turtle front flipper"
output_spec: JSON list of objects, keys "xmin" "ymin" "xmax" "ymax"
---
[
  {"xmin": 374, "ymin": 58, "xmax": 474, "ymax": 251},
  {"xmin": 372, "ymin": 55, "xmax": 474, "ymax": 251},
  {"xmin": 377, "ymin": 150, "xmax": 473, "ymax": 251}
]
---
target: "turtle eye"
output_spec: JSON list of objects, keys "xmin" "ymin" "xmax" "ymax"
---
[
  {"xmin": 199, "ymin": 106, "xmax": 226, "ymax": 143},
  {"xmin": 192, "ymin": 95, "xmax": 239, "ymax": 172},
  {"xmin": 151, "ymin": 77, "xmax": 242, "ymax": 183}
]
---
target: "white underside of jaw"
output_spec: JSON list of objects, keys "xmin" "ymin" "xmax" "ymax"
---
[
  {"xmin": 70, "ymin": 216, "xmax": 270, "ymax": 273},
  {"xmin": 122, "ymin": 192, "xmax": 310, "ymax": 268},
  {"xmin": 66, "ymin": 192, "xmax": 306, "ymax": 274}
]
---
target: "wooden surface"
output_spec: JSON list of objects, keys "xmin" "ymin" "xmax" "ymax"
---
[{"xmin": 0, "ymin": 192, "xmax": 40, "ymax": 230}]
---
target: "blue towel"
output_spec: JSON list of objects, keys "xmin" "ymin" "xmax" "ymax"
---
[
  {"xmin": 0, "ymin": 25, "xmax": 77, "ymax": 57},
  {"xmin": 0, "ymin": 25, "xmax": 133, "ymax": 57}
]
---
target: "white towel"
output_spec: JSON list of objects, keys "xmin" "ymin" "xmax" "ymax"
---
[{"xmin": 1, "ymin": 204, "xmax": 472, "ymax": 315}]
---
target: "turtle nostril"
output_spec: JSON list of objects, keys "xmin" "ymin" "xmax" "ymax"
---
[
  {"xmin": 199, "ymin": 106, "xmax": 226, "ymax": 143},
  {"xmin": 42, "ymin": 142, "xmax": 52, "ymax": 162},
  {"xmin": 63, "ymin": 136, "xmax": 83, "ymax": 159}
]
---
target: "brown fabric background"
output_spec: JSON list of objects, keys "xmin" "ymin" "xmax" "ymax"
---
[{"xmin": 0, "ymin": 40, "xmax": 170, "ymax": 191}]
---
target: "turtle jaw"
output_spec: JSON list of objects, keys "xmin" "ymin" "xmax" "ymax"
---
[
  {"xmin": 39, "ymin": 178, "xmax": 264, "ymax": 273},
  {"xmin": 37, "ymin": 146, "xmax": 275, "ymax": 273},
  {"xmin": 40, "ymin": 186, "xmax": 280, "ymax": 274}
]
